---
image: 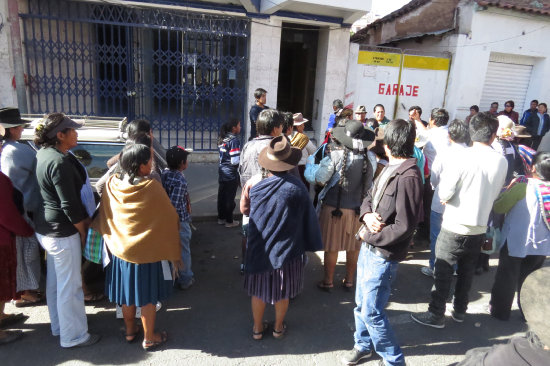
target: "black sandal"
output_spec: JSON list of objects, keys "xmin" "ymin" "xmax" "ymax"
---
[
  {"xmin": 124, "ymin": 324, "xmax": 141, "ymax": 343},
  {"xmin": 142, "ymin": 331, "xmax": 167, "ymax": 351},
  {"xmin": 272, "ymin": 323, "xmax": 287, "ymax": 339},
  {"xmin": 252, "ymin": 321, "xmax": 269, "ymax": 340}
]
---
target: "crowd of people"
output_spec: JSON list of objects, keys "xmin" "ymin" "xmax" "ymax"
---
[{"xmin": 0, "ymin": 88, "xmax": 549, "ymax": 365}]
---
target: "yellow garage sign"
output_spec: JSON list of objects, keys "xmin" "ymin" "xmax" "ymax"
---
[
  {"xmin": 358, "ymin": 51, "xmax": 401, "ymax": 67},
  {"xmin": 404, "ymin": 55, "xmax": 450, "ymax": 71}
]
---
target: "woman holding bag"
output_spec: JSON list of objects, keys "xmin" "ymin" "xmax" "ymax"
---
[{"xmin": 315, "ymin": 121, "xmax": 375, "ymax": 292}]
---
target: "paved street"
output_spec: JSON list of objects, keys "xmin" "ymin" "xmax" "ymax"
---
[{"xmin": 1, "ymin": 216, "xmax": 540, "ymax": 366}]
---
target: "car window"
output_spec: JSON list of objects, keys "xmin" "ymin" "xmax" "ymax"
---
[{"xmin": 71, "ymin": 143, "xmax": 124, "ymax": 179}]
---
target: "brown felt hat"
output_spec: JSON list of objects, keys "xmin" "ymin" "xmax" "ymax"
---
[
  {"xmin": 258, "ymin": 135, "xmax": 301, "ymax": 172},
  {"xmin": 520, "ymin": 267, "xmax": 550, "ymax": 346}
]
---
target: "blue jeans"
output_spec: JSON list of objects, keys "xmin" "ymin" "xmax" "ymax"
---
[
  {"xmin": 354, "ymin": 245, "xmax": 405, "ymax": 366},
  {"xmin": 429, "ymin": 210, "xmax": 443, "ymax": 269},
  {"xmin": 178, "ymin": 221, "xmax": 194, "ymax": 286}
]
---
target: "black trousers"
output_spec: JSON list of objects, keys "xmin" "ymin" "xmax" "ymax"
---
[
  {"xmin": 217, "ymin": 178, "xmax": 239, "ymax": 223},
  {"xmin": 429, "ymin": 228, "xmax": 483, "ymax": 316},
  {"xmin": 489, "ymin": 244, "xmax": 546, "ymax": 320}
]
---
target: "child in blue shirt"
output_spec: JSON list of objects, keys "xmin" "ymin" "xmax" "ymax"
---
[
  {"xmin": 161, "ymin": 146, "xmax": 193, "ymax": 290},
  {"xmin": 217, "ymin": 119, "xmax": 241, "ymax": 228}
]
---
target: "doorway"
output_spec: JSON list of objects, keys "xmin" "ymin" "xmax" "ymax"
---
[{"xmin": 277, "ymin": 23, "xmax": 319, "ymax": 128}]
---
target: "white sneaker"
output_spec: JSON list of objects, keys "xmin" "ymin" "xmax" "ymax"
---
[
  {"xmin": 421, "ymin": 266, "xmax": 434, "ymax": 277},
  {"xmin": 217, "ymin": 219, "xmax": 225, "ymax": 225},
  {"xmin": 225, "ymin": 221, "xmax": 240, "ymax": 228}
]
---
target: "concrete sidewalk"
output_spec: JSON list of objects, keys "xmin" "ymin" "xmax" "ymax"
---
[
  {"xmin": 2, "ymin": 220, "xmax": 538, "ymax": 366},
  {"xmin": 184, "ymin": 163, "xmax": 241, "ymax": 220}
]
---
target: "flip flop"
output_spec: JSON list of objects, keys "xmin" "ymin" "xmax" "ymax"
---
[
  {"xmin": 142, "ymin": 331, "xmax": 167, "ymax": 351},
  {"xmin": 272, "ymin": 323, "xmax": 287, "ymax": 339},
  {"xmin": 0, "ymin": 313, "xmax": 28, "ymax": 328},
  {"xmin": 252, "ymin": 321, "xmax": 269, "ymax": 341},
  {"xmin": 317, "ymin": 281, "xmax": 334, "ymax": 293},
  {"xmin": 14, "ymin": 294, "xmax": 45, "ymax": 308},
  {"xmin": 342, "ymin": 279, "xmax": 354, "ymax": 292}
]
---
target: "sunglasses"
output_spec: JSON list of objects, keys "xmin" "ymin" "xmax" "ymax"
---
[{"xmin": 505, "ymin": 105, "xmax": 512, "ymax": 107}]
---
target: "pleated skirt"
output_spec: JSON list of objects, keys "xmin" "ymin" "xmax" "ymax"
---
[
  {"xmin": 15, "ymin": 235, "xmax": 41, "ymax": 292},
  {"xmin": 244, "ymin": 255, "xmax": 307, "ymax": 305},
  {"xmin": 105, "ymin": 255, "xmax": 173, "ymax": 307},
  {"xmin": 319, "ymin": 205, "xmax": 362, "ymax": 252}
]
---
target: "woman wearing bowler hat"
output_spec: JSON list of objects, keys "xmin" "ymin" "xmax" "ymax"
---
[
  {"xmin": 0, "ymin": 108, "xmax": 44, "ymax": 307},
  {"xmin": 0, "ymin": 123, "xmax": 35, "ymax": 345},
  {"xmin": 315, "ymin": 121, "xmax": 375, "ymax": 292},
  {"xmin": 240, "ymin": 135, "xmax": 322, "ymax": 340}
]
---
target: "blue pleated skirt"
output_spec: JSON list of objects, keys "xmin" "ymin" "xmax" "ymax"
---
[{"xmin": 105, "ymin": 255, "xmax": 173, "ymax": 307}]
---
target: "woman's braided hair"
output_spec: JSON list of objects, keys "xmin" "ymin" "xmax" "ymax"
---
[{"xmin": 118, "ymin": 143, "xmax": 151, "ymax": 185}]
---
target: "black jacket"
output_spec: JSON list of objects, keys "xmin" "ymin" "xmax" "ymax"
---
[
  {"xmin": 525, "ymin": 112, "xmax": 550, "ymax": 137},
  {"xmin": 359, "ymin": 158, "xmax": 423, "ymax": 262}
]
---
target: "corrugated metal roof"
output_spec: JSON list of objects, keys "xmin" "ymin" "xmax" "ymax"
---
[{"xmin": 476, "ymin": 0, "xmax": 550, "ymax": 15}]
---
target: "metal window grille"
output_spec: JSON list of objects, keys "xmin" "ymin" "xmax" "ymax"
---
[{"xmin": 20, "ymin": 0, "xmax": 249, "ymax": 150}]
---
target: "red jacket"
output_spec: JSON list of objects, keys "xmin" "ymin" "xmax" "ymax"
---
[{"xmin": 0, "ymin": 172, "xmax": 34, "ymax": 247}]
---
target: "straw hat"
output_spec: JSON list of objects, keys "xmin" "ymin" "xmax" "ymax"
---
[
  {"xmin": 513, "ymin": 125, "xmax": 531, "ymax": 139},
  {"xmin": 292, "ymin": 113, "xmax": 308, "ymax": 126}
]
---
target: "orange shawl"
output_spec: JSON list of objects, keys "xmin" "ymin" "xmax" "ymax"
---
[{"xmin": 92, "ymin": 175, "xmax": 180, "ymax": 264}]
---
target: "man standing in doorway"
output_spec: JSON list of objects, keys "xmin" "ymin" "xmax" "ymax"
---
[
  {"xmin": 342, "ymin": 119, "xmax": 423, "ymax": 366},
  {"xmin": 411, "ymin": 112, "xmax": 507, "ymax": 328},
  {"xmin": 248, "ymin": 88, "xmax": 269, "ymax": 140}
]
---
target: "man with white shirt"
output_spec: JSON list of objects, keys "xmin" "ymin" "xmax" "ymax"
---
[
  {"xmin": 411, "ymin": 112, "xmax": 507, "ymax": 328},
  {"xmin": 423, "ymin": 109, "xmax": 450, "ymax": 170},
  {"xmin": 421, "ymin": 119, "xmax": 470, "ymax": 277},
  {"xmin": 418, "ymin": 109, "xmax": 450, "ymax": 240}
]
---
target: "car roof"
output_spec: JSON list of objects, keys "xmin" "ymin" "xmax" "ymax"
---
[{"xmin": 20, "ymin": 114, "xmax": 127, "ymax": 143}]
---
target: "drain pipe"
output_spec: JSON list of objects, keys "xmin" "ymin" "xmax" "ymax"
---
[{"xmin": 8, "ymin": 0, "xmax": 28, "ymax": 112}]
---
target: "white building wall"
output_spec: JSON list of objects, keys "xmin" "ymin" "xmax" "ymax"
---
[
  {"xmin": 384, "ymin": 7, "xmax": 550, "ymax": 120},
  {"xmin": 312, "ymin": 27, "xmax": 350, "ymax": 144},
  {"xmin": 0, "ymin": 0, "xmax": 17, "ymax": 108},
  {"xmin": 245, "ymin": 18, "xmax": 282, "ymax": 139}
]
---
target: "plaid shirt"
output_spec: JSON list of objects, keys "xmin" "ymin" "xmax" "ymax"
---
[{"xmin": 161, "ymin": 169, "xmax": 190, "ymax": 222}]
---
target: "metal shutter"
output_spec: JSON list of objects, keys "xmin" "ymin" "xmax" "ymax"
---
[{"xmin": 480, "ymin": 59, "xmax": 533, "ymax": 113}]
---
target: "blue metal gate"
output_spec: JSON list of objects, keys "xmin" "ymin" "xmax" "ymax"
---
[{"xmin": 20, "ymin": 0, "xmax": 249, "ymax": 150}]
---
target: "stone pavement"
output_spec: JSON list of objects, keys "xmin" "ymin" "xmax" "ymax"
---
[{"xmin": 2, "ymin": 219, "xmax": 540, "ymax": 366}]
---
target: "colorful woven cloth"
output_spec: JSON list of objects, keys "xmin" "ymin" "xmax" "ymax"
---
[
  {"xmin": 518, "ymin": 144, "xmax": 536, "ymax": 173},
  {"xmin": 534, "ymin": 180, "xmax": 550, "ymax": 232}
]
